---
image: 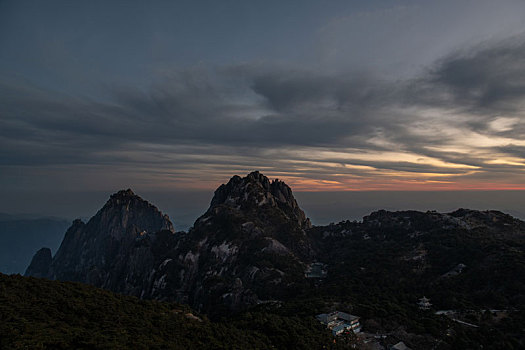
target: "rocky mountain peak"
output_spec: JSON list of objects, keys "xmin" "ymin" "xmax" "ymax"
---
[
  {"xmin": 95, "ymin": 188, "xmax": 174, "ymax": 236},
  {"xmin": 246, "ymin": 170, "xmax": 270, "ymax": 186},
  {"xmin": 209, "ymin": 171, "xmax": 311, "ymax": 229},
  {"xmin": 110, "ymin": 188, "xmax": 136, "ymax": 199},
  {"xmin": 105, "ymin": 188, "xmax": 141, "ymax": 208},
  {"xmin": 36, "ymin": 189, "xmax": 175, "ymax": 286},
  {"xmin": 24, "ymin": 247, "xmax": 52, "ymax": 278},
  {"xmin": 183, "ymin": 172, "xmax": 314, "ymax": 311}
]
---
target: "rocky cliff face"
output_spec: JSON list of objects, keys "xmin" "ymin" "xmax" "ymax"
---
[{"xmin": 31, "ymin": 189, "xmax": 175, "ymax": 297}]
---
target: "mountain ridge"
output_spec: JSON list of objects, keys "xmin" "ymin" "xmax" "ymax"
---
[
  {"xmin": 25, "ymin": 171, "xmax": 525, "ymax": 323},
  {"xmin": 25, "ymin": 171, "xmax": 316, "ymax": 312}
]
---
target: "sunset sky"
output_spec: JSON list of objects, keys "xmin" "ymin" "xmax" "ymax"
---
[{"xmin": 3, "ymin": 0, "xmax": 525, "ymax": 200}]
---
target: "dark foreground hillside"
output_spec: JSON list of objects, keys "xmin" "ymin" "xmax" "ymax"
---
[
  {"xmin": 0, "ymin": 273, "xmax": 338, "ymax": 349},
  {"xmin": 3, "ymin": 273, "xmax": 524, "ymax": 350}
]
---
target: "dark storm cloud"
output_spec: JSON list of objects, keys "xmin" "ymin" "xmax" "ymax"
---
[
  {"xmin": 1, "ymin": 66, "xmax": 394, "ymax": 154},
  {"xmin": 250, "ymin": 70, "xmax": 391, "ymax": 112},
  {"xmin": 431, "ymin": 37, "xmax": 525, "ymax": 111},
  {"xmin": 496, "ymin": 145, "xmax": 525, "ymax": 160},
  {"xmin": 401, "ymin": 35, "xmax": 525, "ymax": 138}
]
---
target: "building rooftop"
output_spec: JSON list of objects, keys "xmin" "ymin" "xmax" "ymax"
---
[
  {"xmin": 332, "ymin": 324, "xmax": 346, "ymax": 333},
  {"xmin": 336, "ymin": 311, "xmax": 359, "ymax": 322},
  {"xmin": 316, "ymin": 311, "xmax": 361, "ymax": 335}
]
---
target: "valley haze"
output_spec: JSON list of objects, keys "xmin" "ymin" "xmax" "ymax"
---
[
  {"xmin": 1, "ymin": 190, "xmax": 525, "ymax": 231},
  {"xmin": 3, "ymin": 185, "xmax": 524, "ymax": 276}
]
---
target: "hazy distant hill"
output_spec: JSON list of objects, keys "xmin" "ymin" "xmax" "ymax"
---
[{"xmin": 0, "ymin": 215, "xmax": 69, "ymax": 274}]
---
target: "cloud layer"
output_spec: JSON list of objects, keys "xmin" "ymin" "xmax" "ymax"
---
[{"xmin": 2, "ymin": 36, "xmax": 525, "ymax": 191}]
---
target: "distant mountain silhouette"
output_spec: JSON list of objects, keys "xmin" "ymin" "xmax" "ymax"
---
[{"xmin": 0, "ymin": 215, "xmax": 69, "ymax": 274}]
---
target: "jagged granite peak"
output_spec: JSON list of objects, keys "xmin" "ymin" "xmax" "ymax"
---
[
  {"xmin": 209, "ymin": 171, "xmax": 311, "ymax": 229},
  {"xmin": 168, "ymin": 171, "xmax": 314, "ymax": 312},
  {"xmin": 37, "ymin": 189, "xmax": 175, "ymax": 289},
  {"xmin": 24, "ymin": 247, "xmax": 52, "ymax": 278},
  {"xmin": 94, "ymin": 188, "xmax": 175, "ymax": 238},
  {"xmin": 112, "ymin": 188, "xmax": 136, "ymax": 197}
]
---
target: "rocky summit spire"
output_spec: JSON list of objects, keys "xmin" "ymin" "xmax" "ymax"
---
[
  {"xmin": 209, "ymin": 171, "xmax": 311, "ymax": 229},
  {"xmin": 180, "ymin": 171, "xmax": 313, "ymax": 311}
]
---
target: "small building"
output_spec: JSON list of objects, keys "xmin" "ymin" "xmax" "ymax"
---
[
  {"xmin": 418, "ymin": 296, "xmax": 432, "ymax": 310},
  {"xmin": 336, "ymin": 312, "xmax": 361, "ymax": 332},
  {"xmin": 316, "ymin": 311, "xmax": 361, "ymax": 336},
  {"xmin": 332, "ymin": 324, "xmax": 346, "ymax": 336}
]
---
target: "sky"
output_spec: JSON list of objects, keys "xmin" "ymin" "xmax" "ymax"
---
[{"xmin": 2, "ymin": 0, "xmax": 525, "ymax": 219}]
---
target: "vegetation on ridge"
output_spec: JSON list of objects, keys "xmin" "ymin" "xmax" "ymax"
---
[{"xmin": 0, "ymin": 273, "xmax": 338, "ymax": 349}]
